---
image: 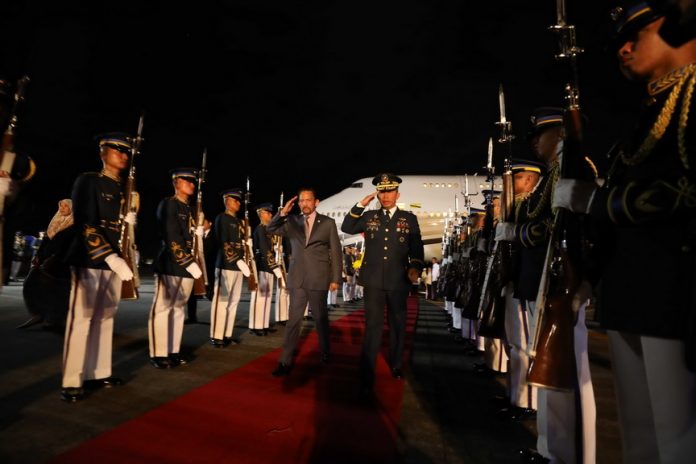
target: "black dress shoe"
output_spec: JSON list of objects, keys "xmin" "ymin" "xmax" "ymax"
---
[
  {"xmin": 61, "ymin": 387, "xmax": 84, "ymax": 402},
  {"xmin": 84, "ymin": 377, "xmax": 123, "ymax": 388},
  {"xmin": 250, "ymin": 329, "xmax": 264, "ymax": 336},
  {"xmin": 264, "ymin": 328, "xmax": 277, "ymax": 334},
  {"xmin": 184, "ymin": 318, "xmax": 198, "ymax": 325},
  {"xmin": 518, "ymin": 448, "xmax": 550, "ymax": 463},
  {"xmin": 277, "ymin": 321, "xmax": 288, "ymax": 326},
  {"xmin": 150, "ymin": 357, "xmax": 172, "ymax": 369},
  {"xmin": 223, "ymin": 337, "xmax": 240, "ymax": 346},
  {"xmin": 210, "ymin": 338, "xmax": 225, "ymax": 347},
  {"xmin": 169, "ymin": 353, "xmax": 188, "ymax": 366},
  {"xmin": 509, "ymin": 407, "xmax": 536, "ymax": 422},
  {"xmin": 320, "ymin": 352, "xmax": 330, "ymax": 364},
  {"xmin": 272, "ymin": 362, "xmax": 291, "ymax": 377},
  {"xmin": 333, "ymin": 304, "xmax": 340, "ymax": 308},
  {"xmin": 391, "ymin": 367, "xmax": 403, "ymax": 379}
]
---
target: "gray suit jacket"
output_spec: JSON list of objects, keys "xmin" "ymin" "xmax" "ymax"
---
[{"xmin": 267, "ymin": 212, "xmax": 342, "ymax": 291}]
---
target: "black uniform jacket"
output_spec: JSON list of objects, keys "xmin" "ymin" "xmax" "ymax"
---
[
  {"xmin": 213, "ymin": 212, "xmax": 245, "ymax": 271},
  {"xmin": 591, "ymin": 69, "xmax": 696, "ymax": 339},
  {"xmin": 154, "ymin": 196, "xmax": 195, "ymax": 277},
  {"xmin": 341, "ymin": 205, "xmax": 424, "ymax": 291},
  {"xmin": 253, "ymin": 223, "xmax": 278, "ymax": 273},
  {"xmin": 68, "ymin": 172, "xmax": 123, "ymax": 269}
]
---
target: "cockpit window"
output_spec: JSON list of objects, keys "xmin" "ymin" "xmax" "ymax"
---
[{"xmin": 351, "ymin": 182, "xmax": 363, "ymax": 188}]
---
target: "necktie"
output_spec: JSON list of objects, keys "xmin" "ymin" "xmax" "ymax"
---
[
  {"xmin": 384, "ymin": 209, "xmax": 391, "ymax": 221},
  {"xmin": 305, "ymin": 216, "xmax": 310, "ymax": 244}
]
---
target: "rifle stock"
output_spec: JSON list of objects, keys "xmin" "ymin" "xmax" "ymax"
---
[{"xmin": 192, "ymin": 149, "xmax": 208, "ymax": 296}]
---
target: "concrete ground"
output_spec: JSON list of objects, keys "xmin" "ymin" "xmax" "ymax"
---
[{"xmin": 0, "ymin": 275, "xmax": 620, "ymax": 463}]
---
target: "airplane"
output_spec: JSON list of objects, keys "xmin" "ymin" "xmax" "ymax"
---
[{"xmin": 316, "ymin": 175, "xmax": 503, "ymax": 259}]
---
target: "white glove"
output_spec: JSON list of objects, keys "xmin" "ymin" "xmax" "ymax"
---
[
  {"xmin": 476, "ymin": 238, "xmax": 487, "ymax": 253},
  {"xmin": 105, "ymin": 253, "xmax": 134, "ymax": 281},
  {"xmin": 124, "ymin": 211, "xmax": 137, "ymax": 225},
  {"xmin": 186, "ymin": 262, "xmax": 203, "ymax": 279},
  {"xmin": 272, "ymin": 267, "xmax": 283, "ymax": 279},
  {"xmin": 236, "ymin": 259, "xmax": 251, "ymax": 277},
  {"xmin": 552, "ymin": 179, "xmax": 597, "ymax": 214},
  {"xmin": 0, "ymin": 177, "xmax": 11, "ymax": 196},
  {"xmin": 494, "ymin": 222, "xmax": 516, "ymax": 242},
  {"xmin": 572, "ymin": 280, "xmax": 593, "ymax": 315},
  {"xmin": 194, "ymin": 226, "xmax": 204, "ymax": 237}
]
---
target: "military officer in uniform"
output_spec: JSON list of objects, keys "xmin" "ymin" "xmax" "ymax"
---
[
  {"xmin": 554, "ymin": 3, "xmax": 696, "ymax": 461},
  {"xmin": 148, "ymin": 168, "xmax": 203, "ymax": 369},
  {"xmin": 341, "ymin": 173, "xmax": 424, "ymax": 392},
  {"xmin": 61, "ymin": 133, "xmax": 135, "ymax": 402},
  {"xmin": 494, "ymin": 159, "xmax": 544, "ymax": 421},
  {"xmin": 498, "ymin": 107, "xmax": 596, "ymax": 464},
  {"xmin": 210, "ymin": 188, "xmax": 250, "ymax": 347},
  {"xmin": 249, "ymin": 202, "xmax": 283, "ymax": 336}
]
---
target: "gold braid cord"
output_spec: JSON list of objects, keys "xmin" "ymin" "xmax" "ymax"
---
[
  {"xmin": 526, "ymin": 162, "xmax": 559, "ymax": 220},
  {"xmin": 622, "ymin": 63, "xmax": 696, "ymax": 168},
  {"xmin": 678, "ymin": 71, "xmax": 696, "ymax": 170}
]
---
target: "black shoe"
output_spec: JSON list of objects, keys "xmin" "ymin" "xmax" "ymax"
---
[
  {"xmin": 303, "ymin": 315, "xmax": 313, "ymax": 321},
  {"xmin": 391, "ymin": 367, "xmax": 403, "ymax": 379},
  {"xmin": 518, "ymin": 448, "xmax": 550, "ymax": 463},
  {"xmin": 277, "ymin": 321, "xmax": 288, "ymax": 326},
  {"xmin": 224, "ymin": 337, "xmax": 239, "ymax": 346},
  {"xmin": 150, "ymin": 357, "xmax": 172, "ymax": 369},
  {"xmin": 320, "ymin": 352, "xmax": 330, "ymax": 364},
  {"xmin": 272, "ymin": 362, "xmax": 291, "ymax": 377},
  {"xmin": 184, "ymin": 318, "xmax": 198, "ymax": 325},
  {"xmin": 250, "ymin": 329, "xmax": 264, "ymax": 336},
  {"xmin": 61, "ymin": 387, "xmax": 84, "ymax": 402},
  {"xmin": 210, "ymin": 338, "xmax": 225, "ymax": 347},
  {"xmin": 265, "ymin": 328, "xmax": 277, "ymax": 334},
  {"xmin": 84, "ymin": 377, "xmax": 123, "ymax": 389},
  {"xmin": 169, "ymin": 353, "xmax": 188, "ymax": 366},
  {"xmin": 509, "ymin": 407, "xmax": 537, "ymax": 422},
  {"xmin": 333, "ymin": 304, "xmax": 340, "ymax": 308},
  {"xmin": 473, "ymin": 362, "xmax": 495, "ymax": 376}
]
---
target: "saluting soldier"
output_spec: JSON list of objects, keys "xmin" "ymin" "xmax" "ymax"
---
[
  {"xmin": 210, "ymin": 188, "xmax": 250, "ymax": 347},
  {"xmin": 148, "ymin": 168, "xmax": 203, "ymax": 369},
  {"xmin": 61, "ymin": 133, "xmax": 135, "ymax": 402},
  {"xmin": 499, "ymin": 107, "xmax": 597, "ymax": 464},
  {"xmin": 249, "ymin": 202, "xmax": 283, "ymax": 336},
  {"xmin": 341, "ymin": 173, "xmax": 424, "ymax": 393},
  {"xmin": 554, "ymin": 3, "xmax": 696, "ymax": 461},
  {"xmin": 494, "ymin": 159, "xmax": 544, "ymax": 421}
]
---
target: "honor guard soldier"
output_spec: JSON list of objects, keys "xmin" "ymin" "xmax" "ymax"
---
[
  {"xmin": 148, "ymin": 168, "xmax": 203, "ymax": 369},
  {"xmin": 210, "ymin": 188, "xmax": 250, "ymax": 347},
  {"xmin": 273, "ymin": 234, "xmax": 291, "ymax": 325},
  {"xmin": 459, "ymin": 208, "xmax": 486, "ymax": 348},
  {"xmin": 554, "ymin": 3, "xmax": 696, "ymax": 461},
  {"xmin": 341, "ymin": 173, "xmax": 424, "ymax": 393},
  {"xmin": 343, "ymin": 245, "xmax": 356, "ymax": 303},
  {"xmin": 249, "ymin": 202, "xmax": 283, "ymax": 336},
  {"xmin": 502, "ymin": 107, "xmax": 596, "ymax": 464},
  {"xmin": 494, "ymin": 159, "xmax": 545, "ymax": 421},
  {"xmin": 61, "ymin": 133, "xmax": 135, "ymax": 402}
]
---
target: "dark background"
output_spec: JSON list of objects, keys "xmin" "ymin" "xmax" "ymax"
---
[{"xmin": 1, "ymin": 1, "xmax": 644, "ymax": 259}]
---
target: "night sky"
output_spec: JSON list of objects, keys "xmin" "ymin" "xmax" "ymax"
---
[{"xmin": 1, "ymin": 1, "xmax": 643, "ymax": 258}]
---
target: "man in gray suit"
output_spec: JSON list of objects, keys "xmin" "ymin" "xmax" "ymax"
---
[{"xmin": 267, "ymin": 187, "xmax": 342, "ymax": 376}]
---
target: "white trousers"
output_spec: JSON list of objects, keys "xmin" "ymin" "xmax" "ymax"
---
[
  {"xmin": 249, "ymin": 271, "xmax": 274, "ymax": 330},
  {"xmin": 354, "ymin": 284, "xmax": 363, "ymax": 299},
  {"xmin": 608, "ymin": 331, "xmax": 696, "ymax": 464},
  {"xmin": 210, "ymin": 268, "xmax": 243, "ymax": 339},
  {"xmin": 148, "ymin": 274, "xmax": 194, "ymax": 357},
  {"xmin": 484, "ymin": 336, "xmax": 509, "ymax": 373},
  {"xmin": 62, "ymin": 267, "xmax": 121, "ymax": 388},
  {"xmin": 505, "ymin": 284, "xmax": 537, "ymax": 409},
  {"xmin": 274, "ymin": 282, "xmax": 290, "ymax": 322},
  {"xmin": 531, "ymin": 299, "xmax": 596, "ymax": 464},
  {"xmin": 327, "ymin": 288, "xmax": 337, "ymax": 305}
]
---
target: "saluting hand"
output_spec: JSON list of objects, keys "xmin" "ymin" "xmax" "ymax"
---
[
  {"xmin": 359, "ymin": 192, "xmax": 377, "ymax": 207},
  {"xmin": 280, "ymin": 195, "xmax": 298, "ymax": 216}
]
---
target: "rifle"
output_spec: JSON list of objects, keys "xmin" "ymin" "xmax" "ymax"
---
[
  {"xmin": 191, "ymin": 148, "xmax": 208, "ymax": 296},
  {"xmin": 243, "ymin": 176, "xmax": 259, "ymax": 291},
  {"xmin": 119, "ymin": 113, "xmax": 143, "ymax": 300},
  {"xmin": 274, "ymin": 191, "xmax": 288, "ymax": 288},
  {"xmin": 527, "ymin": 0, "xmax": 589, "ymax": 391},
  {"xmin": 0, "ymin": 77, "xmax": 29, "ymax": 287}
]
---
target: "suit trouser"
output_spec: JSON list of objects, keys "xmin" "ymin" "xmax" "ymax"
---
[
  {"xmin": 274, "ymin": 282, "xmax": 290, "ymax": 322},
  {"xmin": 343, "ymin": 275, "xmax": 355, "ymax": 301},
  {"xmin": 279, "ymin": 287, "xmax": 329, "ymax": 365},
  {"xmin": 504, "ymin": 284, "xmax": 537, "ymax": 409},
  {"xmin": 249, "ymin": 271, "xmax": 274, "ymax": 330},
  {"xmin": 62, "ymin": 267, "xmax": 121, "ymax": 388},
  {"xmin": 531, "ymin": 299, "xmax": 596, "ymax": 464},
  {"xmin": 361, "ymin": 286, "xmax": 408, "ymax": 386},
  {"xmin": 148, "ymin": 274, "xmax": 194, "ymax": 357},
  {"xmin": 608, "ymin": 331, "xmax": 696, "ymax": 464},
  {"xmin": 210, "ymin": 269, "xmax": 243, "ymax": 340}
]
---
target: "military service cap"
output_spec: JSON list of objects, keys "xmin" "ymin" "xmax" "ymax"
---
[
  {"xmin": 372, "ymin": 173, "xmax": 402, "ymax": 191},
  {"xmin": 469, "ymin": 207, "xmax": 486, "ymax": 216},
  {"xmin": 527, "ymin": 107, "xmax": 564, "ymax": 139},
  {"xmin": 97, "ymin": 132, "xmax": 132, "ymax": 153},
  {"xmin": 221, "ymin": 188, "xmax": 243, "ymax": 201},
  {"xmin": 170, "ymin": 168, "xmax": 198, "ymax": 183},
  {"xmin": 609, "ymin": 1, "xmax": 664, "ymax": 50},
  {"xmin": 511, "ymin": 158, "xmax": 546, "ymax": 174},
  {"xmin": 255, "ymin": 202, "xmax": 274, "ymax": 213}
]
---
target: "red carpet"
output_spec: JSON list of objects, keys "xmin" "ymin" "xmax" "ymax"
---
[{"xmin": 52, "ymin": 296, "xmax": 419, "ymax": 464}]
